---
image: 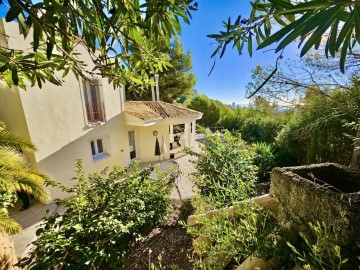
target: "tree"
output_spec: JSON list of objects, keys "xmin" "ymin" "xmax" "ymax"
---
[
  {"xmin": 126, "ymin": 38, "xmax": 196, "ymax": 102},
  {"xmin": 209, "ymin": 0, "xmax": 360, "ymax": 74},
  {"xmin": 0, "ymin": 121, "xmax": 49, "ymax": 234},
  {"xmin": 208, "ymin": 0, "xmax": 360, "ymax": 170},
  {"xmin": 187, "ymin": 94, "xmax": 221, "ymax": 127},
  {"xmin": 1, "ymin": 0, "xmax": 196, "ymax": 91}
]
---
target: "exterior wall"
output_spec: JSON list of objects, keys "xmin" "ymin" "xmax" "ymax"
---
[
  {"xmin": 0, "ymin": 21, "xmax": 35, "ymax": 163},
  {"xmin": 0, "ymin": 83, "xmax": 35, "ymax": 163},
  {"xmin": 136, "ymin": 123, "xmax": 170, "ymax": 163},
  {"xmin": 38, "ymin": 114, "xmax": 129, "ymax": 200},
  {"xmin": 0, "ymin": 20, "xmax": 129, "ymax": 201},
  {"xmin": 0, "ymin": 20, "xmax": 202, "ymax": 201}
]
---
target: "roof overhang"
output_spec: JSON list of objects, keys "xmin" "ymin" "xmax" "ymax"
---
[
  {"xmin": 125, "ymin": 113, "xmax": 202, "ymax": 127},
  {"xmin": 125, "ymin": 113, "xmax": 163, "ymax": 126}
]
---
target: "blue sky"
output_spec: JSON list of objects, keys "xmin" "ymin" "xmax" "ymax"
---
[
  {"xmin": 179, "ymin": 1, "xmax": 299, "ymax": 104},
  {"xmin": 0, "ymin": 1, "xmax": 301, "ymax": 104}
]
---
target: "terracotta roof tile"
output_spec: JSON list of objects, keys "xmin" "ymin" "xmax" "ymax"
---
[{"xmin": 125, "ymin": 101, "xmax": 202, "ymax": 121}]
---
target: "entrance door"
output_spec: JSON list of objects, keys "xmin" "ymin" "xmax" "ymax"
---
[{"xmin": 128, "ymin": 130, "xmax": 136, "ymax": 160}]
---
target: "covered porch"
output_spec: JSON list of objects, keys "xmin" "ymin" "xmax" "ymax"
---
[{"xmin": 124, "ymin": 101, "xmax": 202, "ymax": 164}]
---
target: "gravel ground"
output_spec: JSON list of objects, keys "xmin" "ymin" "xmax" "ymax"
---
[{"xmin": 124, "ymin": 201, "xmax": 195, "ymax": 270}]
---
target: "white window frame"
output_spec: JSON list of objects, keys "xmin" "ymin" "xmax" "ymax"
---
[
  {"xmin": 80, "ymin": 79, "xmax": 106, "ymax": 126},
  {"xmin": 89, "ymin": 135, "xmax": 111, "ymax": 162}
]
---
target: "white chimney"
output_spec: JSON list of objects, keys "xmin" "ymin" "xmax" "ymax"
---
[
  {"xmin": 155, "ymin": 74, "xmax": 160, "ymax": 101},
  {"xmin": 150, "ymin": 72, "xmax": 155, "ymax": 101},
  {"xmin": 120, "ymin": 85, "xmax": 126, "ymax": 111}
]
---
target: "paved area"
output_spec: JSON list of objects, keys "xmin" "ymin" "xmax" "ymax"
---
[{"xmin": 8, "ymin": 134, "xmax": 204, "ymax": 260}]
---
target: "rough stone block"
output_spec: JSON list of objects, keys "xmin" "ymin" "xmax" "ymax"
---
[{"xmin": 270, "ymin": 163, "xmax": 360, "ymax": 246}]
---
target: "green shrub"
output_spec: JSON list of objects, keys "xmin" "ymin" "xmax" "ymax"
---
[
  {"xmin": 20, "ymin": 161, "xmax": 174, "ymax": 270},
  {"xmin": 185, "ymin": 130, "xmax": 258, "ymax": 207},
  {"xmin": 186, "ymin": 202, "xmax": 282, "ymax": 269},
  {"xmin": 252, "ymin": 142, "xmax": 276, "ymax": 182},
  {"xmin": 241, "ymin": 116, "xmax": 283, "ymax": 143},
  {"xmin": 287, "ymin": 222, "xmax": 358, "ymax": 270},
  {"xmin": 275, "ymin": 84, "xmax": 360, "ymax": 166}
]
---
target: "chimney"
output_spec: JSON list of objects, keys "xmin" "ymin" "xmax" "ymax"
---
[
  {"xmin": 150, "ymin": 72, "xmax": 155, "ymax": 101},
  {"xmin": 121, "ymin": 85, "xmax": 126, "ymax": 111},
  {"xmin": 155, "ymin": 74, "xmax": 160, "ymax": 101}
]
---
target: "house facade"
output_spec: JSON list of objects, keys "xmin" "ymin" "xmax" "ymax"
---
[{"xmin": 0, "ymin": 20, "xmax": 202, "ymax": 201}]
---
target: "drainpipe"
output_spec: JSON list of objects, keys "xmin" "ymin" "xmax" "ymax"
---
[
  {"xmin": 150, "ymin": 72, "xmax": 155, "ymax": 101},
  {"xmin": 155, "ymin": 74, "xmax": 160, "ymax": 101}
]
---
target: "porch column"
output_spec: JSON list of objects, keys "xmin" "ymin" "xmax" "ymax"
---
[
  {"xmin": 184, "ymin": 122, "xmax": 191, "ymax": 147},
  {"xmin": 169, "ymin": 124, "xmax": 174, "ymax": 142},
  {"xmin": 191, "ymin": 120, "xmax": 196, "ymax": 147}
]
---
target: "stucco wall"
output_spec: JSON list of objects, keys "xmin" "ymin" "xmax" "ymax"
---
[
  {"xmin": 136, "ymin": 123, "xmax": 170, "ymax": 163},
  {"xmin": 0, "ymin": 21, "xmax": 35, "ymax": 163},
  {"xmin": 2, "ymin": 21, "xmax": 124, "ymax": 163},
  {"xmin": 38, "ymin": 114, "xmax": 129, "ymax": 200},
  {"xmin": 0, "ymin": 20, "xmax": 200, "ymax": 202},
  {"xmin": 1, "ymin": 20, "xmax": 129, "ymax": 201}
]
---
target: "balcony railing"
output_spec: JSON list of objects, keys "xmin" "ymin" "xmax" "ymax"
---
[{"xmin": 85, "ymin": 101, "xmax": 106, "ymax": 123}]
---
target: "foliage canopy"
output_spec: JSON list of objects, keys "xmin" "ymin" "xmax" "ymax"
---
[
  {"xmin": 209, "ymin": 0, "xmax": 360, "ymax": 73},
  {"xmin": 185, "ymin": 131, "xmax": 258, "ymax": 207},
  {"xmin": 1, "ymin": 0, "xmax": 196, "ymax": 90},
  {"xmin": 20, "ymin": 161, "xmax": 174, "ymax": 270},
  {"xmin": 126, "ymin": 38, "xmax": 196, "ymax": 102}
]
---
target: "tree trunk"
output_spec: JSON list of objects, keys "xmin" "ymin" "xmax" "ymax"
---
[
  {"xmin": 0, "ymin": 230, "xmax": 18, "ymax": 270},
  {"xmin": 350, "ymin": 126, "xmax": 360, "ymax": 171}
]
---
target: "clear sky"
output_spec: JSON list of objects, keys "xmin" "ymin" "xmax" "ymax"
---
[
  {"xmin": 179, "ymin": 1, "xmax": 299, "ymax": 105},
  {"xmin": 0, "ymin": 1, "xmax": 300, "ymax": 104}
]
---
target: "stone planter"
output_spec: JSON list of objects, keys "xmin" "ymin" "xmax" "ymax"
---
[{"xmin": 270, "ymin": 163, "xmax": 360, "ymax": 246}]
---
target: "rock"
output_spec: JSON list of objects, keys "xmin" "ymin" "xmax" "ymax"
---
[
  {"xmin": 193, "ymin": 236, "xmax": 211, "ymax": 257},
  {"xmin": 187, "ymin": 194, "xmax": 279, "ymax": 227},
  {"xmin": 235, "ymin": 255, "xmax": 280, "ymax": 270},
  {"xmin": 270, "ymin": 163, "xmax": 360, "ymax": 246}
]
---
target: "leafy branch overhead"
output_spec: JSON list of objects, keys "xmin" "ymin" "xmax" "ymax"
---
[
  {"xmin": 208, "ymin": 0, "xmax": 360, "ymax": 73},
  {"xmin": 1, "ymin": 0, "xmax": 197, "ymax": 89}
]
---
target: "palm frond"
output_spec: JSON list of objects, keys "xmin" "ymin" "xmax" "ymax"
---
[
  {"xmin": 0, "ymin": 149, "xmax": 50, "ymax": 202},
  {"xmin": 0, "ymin": 130, "xmax": 36, "ymax": 152},
  {"xmin": 0, "ymin": 121, "xmax": 5, "ymax": 130},
  {"xmin": 0, "ymin": 213, "xmax": 22, "ymax": 234},
  {"xmin": 17, "ymin": 179, "xmax": 50, "ymax": 202}
]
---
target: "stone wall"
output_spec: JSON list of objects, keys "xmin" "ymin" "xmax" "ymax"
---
[{"xmin": 270, "ymin": 163, "xmax": 360, "ymax": 246}]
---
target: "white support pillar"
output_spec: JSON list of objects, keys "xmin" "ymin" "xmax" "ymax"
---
[
  {"xmin": 184, "ymin": 122, "xmax": 191, "ymax": 147},
  {"xmin": 169, "ymin": 125, "xmax": 174, "ymax": 142},
  {"xmin": 191, "ymin": 120, "xmax": 196, "ymax": 147}
]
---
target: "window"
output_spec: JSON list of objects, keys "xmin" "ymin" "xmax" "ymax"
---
[
  {"xmin": 83, "ymin": 79, "xmax": 106, "ymax": 123},
  {"xmin": 90, "ymin": 136, "xmax": 110, "ymax": 162},
  {"xmin": 128, "ymin": 130, "xmax": 136, "ymax": 160}
]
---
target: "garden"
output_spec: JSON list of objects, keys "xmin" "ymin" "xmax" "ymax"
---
[
  {"xmin": 5, "ymin": 129, "xmax": 358, "ymax": 269},
  {"xmin": 1, "ymin": 0, "xmax": 360, "ymax": 269}
]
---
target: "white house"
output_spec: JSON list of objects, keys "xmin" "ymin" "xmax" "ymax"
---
[{"xmin": 0, "ymin": 20, "xmax": 202, "ymax": 201}]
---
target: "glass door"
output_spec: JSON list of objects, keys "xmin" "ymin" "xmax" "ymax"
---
[{"xmin": 128, "ymin": 130, "xmax": 136, "ymax": 160}]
